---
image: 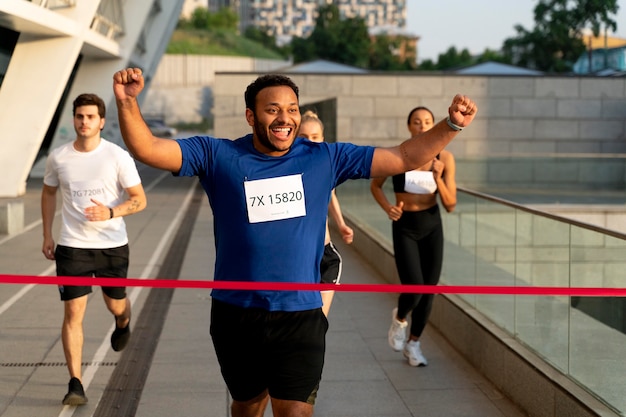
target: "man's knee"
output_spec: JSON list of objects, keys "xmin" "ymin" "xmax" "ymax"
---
[
  {"xmin": 231, "ymin": 390, "xmax": 269, "ymax": 417},
  {"xmin": 104, "ymin": 295, "xmax": 129, "ymax": 316},
  {"xmin": 63, "ymin": 296, "xmax": 88, "ymax": 321},
  {"xmin": 270, "ymin": 398, "xmax": 314, "ymax": 417}
]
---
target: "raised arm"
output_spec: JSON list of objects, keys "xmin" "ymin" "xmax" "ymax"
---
[
  {"xmin": 370, "ymin": 94, "xmax": 476, "ymax": 178},
  {"xmin": 113, "ymin": 68, "xmax": 182, "ymax": 172}
]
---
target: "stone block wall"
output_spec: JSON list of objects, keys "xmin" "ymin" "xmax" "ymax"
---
[
  {"xmin": 213, "ymin": 72, "xmax": 626, "ymax": 188},
  {"xmin": 214, "ymin": 73, "xmax": 626, "ymax": 156}
]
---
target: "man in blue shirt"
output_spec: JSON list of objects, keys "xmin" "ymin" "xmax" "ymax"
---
[{"xmin": 113, "ymin": 69, "xmax": 477, "ymax": 417}]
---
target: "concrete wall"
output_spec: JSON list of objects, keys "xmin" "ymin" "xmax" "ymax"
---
[{"xmin": 144, "ymin": 55, "xmax": 291, "ymax": 125}]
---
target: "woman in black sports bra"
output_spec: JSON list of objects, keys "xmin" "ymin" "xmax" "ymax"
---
[{"xmin": 370, "ymin": 106, "xmax": 457, "ymax": 367}]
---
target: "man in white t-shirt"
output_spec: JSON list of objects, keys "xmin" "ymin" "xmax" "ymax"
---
[{"xmin": 41, "ymin": 93, "xmax": 147, "ymax": 406}]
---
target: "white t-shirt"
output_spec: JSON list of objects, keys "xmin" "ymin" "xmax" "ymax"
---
[{"xmin": 43, "ymin": 139, "xmax": 142, "ymax": 249}]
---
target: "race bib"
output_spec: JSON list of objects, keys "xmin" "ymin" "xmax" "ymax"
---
[
  {"xmin": 404, "ymin": 170, "xmax": 437, "ymax": 194},
  {"xmin": 70, "ymin": 180, "xmax": 107, "ymax": 210},
  {"xmin": 244, "ymin": 174, "xmax": 306, "ymax": 223}
]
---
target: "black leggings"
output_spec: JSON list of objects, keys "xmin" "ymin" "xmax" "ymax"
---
[{"xmin": 392, "ymin": 205, "xmax": 443, "ymax": 338}]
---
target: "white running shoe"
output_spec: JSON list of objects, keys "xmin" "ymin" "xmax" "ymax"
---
[
  {"xmin": 404, "ymin": 340, "xmax": 428, "ymax": 367},
  {"xmin": 388, "ymin": 308, "xmax": 407, "ymax": 351}
]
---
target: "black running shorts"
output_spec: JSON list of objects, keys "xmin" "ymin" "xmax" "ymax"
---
[
  {"xmin": 55, "ymin": 244, "xmax": 129, "ymax": 301},
  {"xmin": 320, "ymin": 242, "xmax": 342, "ymax": 285},
  {"xmin": 210, "ymin": 299, "xmax": 328, "ymax": 404}
]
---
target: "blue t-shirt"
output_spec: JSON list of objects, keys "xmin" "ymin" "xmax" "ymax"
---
[{"xmin": 176, "ymin": 134, "xmax": 374, "ymax": 311}]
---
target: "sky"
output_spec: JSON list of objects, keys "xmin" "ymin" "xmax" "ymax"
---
[{"xmin": 406, "ymin": 0, "xmax": 626, "ymax": 62}]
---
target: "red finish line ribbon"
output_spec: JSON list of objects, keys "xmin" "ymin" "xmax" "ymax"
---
[{"xmin": 1, "ymin": 274, "xmax": 626, "ymax": 297}]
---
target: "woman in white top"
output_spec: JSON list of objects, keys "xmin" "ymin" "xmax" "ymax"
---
[{"xmin": 370, "ymin": 106, "xmax": 457, "ymax": 367}]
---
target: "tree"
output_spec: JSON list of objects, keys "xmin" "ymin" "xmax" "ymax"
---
[
  {"xmin": 208, "ymin": 7, "xmax": 239, "ymax": 30},
  {"xmin": 502, "ymin": 0, "xmax": 619, "ymax": 72},
  {"xmin": 290, "ymin": 35, "xmax": 317, "ymax": 63},
  {"xmin": 417, "ymin": 59, "xmax": 437, "ymax": 71},
  {"xmin": 417, "ymin": 47, "xmax": 509, "ymax": 71},
  {"xmin": 369, "ymin": 33, "xmax": 417, "ymax": 70},
  {"xmin": 476, "ymin": 48, "xmax": 512, "ymax": 65},
  {"xmin": 433, "ymin": 47, "xmax": 474, "ymax": 70},
  {"xmin": 180, "ymin": 7, "xmax": 238, "ymax": 31},
  {"xmin": 292, "ymin": 4, "xmax": 371, "ymax": 68},
  {"xmin": 244, "ymin": 26, "xmax": 290, "ymax": 58}
]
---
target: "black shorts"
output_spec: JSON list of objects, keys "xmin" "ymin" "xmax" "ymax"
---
[
  {"xmin": 320, "ymin": 242, "xmax": 342, "ymax": 285},
  {"xmin": 210, "ymin": 299, "xmax": 328, "ymax": 404},
  {"xmin": 55, "ymin": 244, "xmax": 129, "ymax": 301}
]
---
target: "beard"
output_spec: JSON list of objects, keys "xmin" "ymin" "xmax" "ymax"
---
[{"xmin": 253, "ymin": 119, "xmax": 294, "ymax": 153}]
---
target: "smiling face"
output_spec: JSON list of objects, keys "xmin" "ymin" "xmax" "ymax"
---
[
  {"xmin": 246, "ymin": 85, "xmax": 301, "ymax": 157},
  {"xmin": 407, "ymin": 108, "xmax": 435, "ymax": 137},
  {"xmin": 73, "ymin": 104, "xmax": 105, "ymax": 140}
]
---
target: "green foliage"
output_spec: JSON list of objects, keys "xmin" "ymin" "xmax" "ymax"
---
[
  {"xmin": 178, "ymin": 6, "xmax": 239, "ymax": 31},
  {"xmin": 291, "ymin": 4, "xmax": 415, "ymax": 71},
  {"xmin": 436, "ymin": 47, "xmax": 474, "ymax": 69},
  {"xmin": 502, "ymin": 0, "xmax": 619, "ymax": 72},
  {"xmin": 369, "ymin": 33, "xmax": 417, "ymax": 70},
  {"xmin": 418, "ymin": 59, "xmax": 437, "ymax": 70},
  {"xmin": 305, "ymin": 4, "xmax": 364, "ymax": 65},
  {"xmin": 166, "ymin": 29, "xmax": 285, "ymax": 59},
  {"xmin": 296, "ymin": 3, "xmax": 373, "ymax": 67},
  {"xmin": 171, "ymin": 7, "xmax": 287, "ymax": 59},
  {"xmin": 416, "ymin": 46, "xmax": 480, "ymax": 71},
  {"xmin": 476, "ymin": 49, "xmax": 512, "ymax": 64},
  {"xmin": 290, "ymin": 35, "xmax": 316, "ymax": 62},
  {"xmin": 243, "ymin": 26, "xmax": 290, "ymax": 59}
]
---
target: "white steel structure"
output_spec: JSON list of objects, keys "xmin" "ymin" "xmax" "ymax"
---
[{"xmin": 0, "ymin": 0, "xmax": 184, "ymax": 198}]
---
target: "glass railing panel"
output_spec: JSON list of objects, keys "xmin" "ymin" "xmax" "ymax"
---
[
  {"xmin": 338, "ymin": 177, "xmax": 626, "ymax": 413},
  {"xmin": 336, "ymin": 154, "xmax": 626, "ymax": 414},
  {"xmin": 473, "ymin": 198, "xmax": 516, "ymax": 333},
  {"xmin": 569, "ymin": 227, "xmax": 626, "ymax": 413},
  {"xmin": 338, "ymin": 179, "xmax": 394, "ymax": 243},
  {"xmin": 514, "ymin": 212, "xmax": 571, "ymax": 372},
  {"xmin": 441, "ymin": 192, "xmax": 477, "ymax": 306}
]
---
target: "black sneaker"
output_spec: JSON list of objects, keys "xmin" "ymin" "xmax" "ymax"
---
[
  {"xmin": 62, "ymin": 377, "xmax": 88, "ymax": 406},
  {"xmin": 111, "ymin": 321, "xmax": 131, "ymax": 352}
]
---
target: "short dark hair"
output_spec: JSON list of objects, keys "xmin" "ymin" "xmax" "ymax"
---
[
  {"xmin": 244, "ymin": 74, "xmax": 299, "ymax": 112},
  {"xmin": 407, "ymin": 106, "xmax": 434, "ymax": 125},
  {"xmin": 73, "ymin": 93, "xmax": 106, "ymax": 118}
]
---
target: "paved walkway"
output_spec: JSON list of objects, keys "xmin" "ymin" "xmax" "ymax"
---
[{"xmin": 0, "ymin": 166, "xmax": 526, "ymax": 417}]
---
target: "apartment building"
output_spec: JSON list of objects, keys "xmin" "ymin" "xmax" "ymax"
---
[{"xmin": 187, "ymin": 0, "xmax": 406, "ymax": 44}]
